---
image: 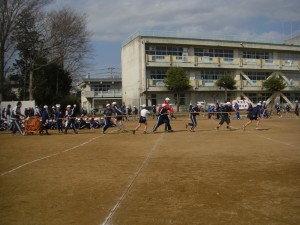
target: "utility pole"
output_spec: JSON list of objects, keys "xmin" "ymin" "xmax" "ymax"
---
[{"xmin": 107, "ymin": 67, "xmax": 115, "ymax": 78}]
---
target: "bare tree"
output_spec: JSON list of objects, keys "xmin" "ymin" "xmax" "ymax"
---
[
  {"xmin": 0, "ymin": 0, "xmax": 49, "ymax": 101},
  {"xmin": 46, "ymin": 8, "xmax": 91, "ymax": 76},
  {"xmin": 12, "ymin": 6, "xmax": 91, "ymax": 100},
  {"xmin": 12, "ymin": 4, "xmax": 47, "ymax": 100}
]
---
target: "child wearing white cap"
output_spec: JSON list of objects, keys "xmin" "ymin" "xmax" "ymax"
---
[
  {"xmin": 39, "ymin": 105, "xmax": 50, "ymax": 135},
  {"xmin": 216, "ymin": 102, "xmax": 233, "ymax": 130},
  {"xmin": 160, "ymin": 97, "xmax": 173, "ymax": 132},
  {"xmin": 133, "ymin": 104, "xmax": 150, "ymax": 134},
  {"xmin": 186, "ymin": 103, "xmax": 202, "ymax": 132},
  {"xmin": 242, "ymin": 102, "xmax": 262, "ymax": 130},
  {"xmin": 112, "ymin": 102, "xmax": 126, "ymax": 132},
  {"xmin": 102, "ymin": 104, "xmax": 114, "ymax": 134}
]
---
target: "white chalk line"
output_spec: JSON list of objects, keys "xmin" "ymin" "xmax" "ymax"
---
[
  {"xmin": 255, "ymin": 133, "xmax": 298, "ymax": 149},
  {"xmin": 0, "ymin": 135, "xmax": 103, "ymax": 177},
  {"xmin": 100, "ymin": 133, "xmax": 165, "ymax": 225}
]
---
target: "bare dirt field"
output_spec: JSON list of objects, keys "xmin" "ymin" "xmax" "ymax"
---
[{"xmin": 1, "ymin": 115, "xmax": 300, "ymax": 225}]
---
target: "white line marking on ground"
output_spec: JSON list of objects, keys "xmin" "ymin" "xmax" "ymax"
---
[
  {"xmin": 255, "ymin": 134, "xmax": 298, "ymax": 148},
  {"xmin": 100, "ymin": 133, "xmax": 165, "ymax": 225},
  {"xmin": 0, "ymin": 135, "xmax": 101, "ymax": 177}
]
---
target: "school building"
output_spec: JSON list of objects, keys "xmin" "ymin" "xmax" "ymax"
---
[
  {"xmin": 79, "ymin": 75, "xmax": 122, "ymax": 113},
  {"xmin": 121, "ymin": 31, "xmax": 300, "ymax": 110}
]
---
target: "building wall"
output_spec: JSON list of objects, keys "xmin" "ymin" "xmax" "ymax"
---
[
  {"xmin": 79, "ymin": 77, "xmax": 122, "ymax": 113},
  {"xmin": 122, "ymin": 35, "xmax": 300, "ymax": 110},
  {"xmin": 122, "ymin": 37, "xmax": 145, "ymax": 107}
]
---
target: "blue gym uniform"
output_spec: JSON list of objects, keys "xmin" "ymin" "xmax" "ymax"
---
[
  {"xmin": 113, "ymin": 104, "xmax": 123, "ymax": 121},
  {"xmin": 102, "ymin": 107, "xmax": 114, "ymax": 133},
  {"xmin": 40, "ymin": 108, "xmax": 50, "ymax": 135},
  {"xmin": 187, "ymin": 106, "xmax": 200, "ymax": 131},
  {"xmin": 152, "ymin": 107, "xmax": 171, "ymax": 132},
  {"xmin": 64, "ymin": 107, "xmax": 78, "ymax": 134}
]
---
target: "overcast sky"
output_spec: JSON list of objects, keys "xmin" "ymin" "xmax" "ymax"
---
[{"xmin": 49, "ymin": 0, "xmax": 300, "ymax": 76}]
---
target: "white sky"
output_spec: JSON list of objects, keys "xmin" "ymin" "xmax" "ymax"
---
[{"xmin": 49, "ymin": 0, "xmax": 300, "ymax": 76}]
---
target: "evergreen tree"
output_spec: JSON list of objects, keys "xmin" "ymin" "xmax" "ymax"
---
[
  {"xmin": 262, "ymin": 76, "xmax": 286, "ymax": 92},
  {"xmin": 262, "ymin": 76, "xmax": 286, "ymax": 114},
  {"xmin": 32, "ymin": 61, "xmax": 72, "ymax": 106},
  {"xmin": 215, "ymin": 75, "xmax": 237, "ymax": 102},
  {"xmin": 164, "ymin": 67, "xmax": 191, "ymax": 111}
]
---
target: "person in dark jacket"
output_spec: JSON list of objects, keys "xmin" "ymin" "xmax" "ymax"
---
[
  {"xmin": 55, "ymin": 104, "xmax": 64, "ymax": 133},
  {"xmin": 64, "ymin": 105, "xmax": 78, "ymax": 134},
  {"xmin": 102, "ymin": 104, "xmax": 114, "ymax": 134},
  {"xmin": 186, "ymin": 103, "xmax": 202, "ymax": 132},
  {"xmin": 262, "ymin": 101, "xmax": 269, "ymax": 118},
  {"xmin": 39, "ymin": 105, "xmax": 50, "ymax": 135},
  {"xmin": 28, "ymin": 107, "xmax": 34, "ymax": 117},
  {"xmin": 11, "ymin": 101, "xmax": 25, "ymax": 135},
  {"xmin": 242, "ymin": 102, "xmax": 262, "ymax": 130},
  {"xmin": 121, "ymin": 102, "xmax": 127, "ymax": 121},
  {"xmin": 216, "ymin": 102, "xmax": 233, "ymax": 130},
  {"xmin": 152, "ymin": 103, "xmax": 172, "ymax": 133},
  {"xmin": 112, "ymin": 102, "xmax": 126, "ymax": 131},
  {"xmin": 234, "ymin": 101, "xmax": 241, "ymax": 120}
]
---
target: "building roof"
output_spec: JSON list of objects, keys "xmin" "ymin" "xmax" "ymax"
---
[
  {"xmin": 122, "ymin": 30, "xmax": 299, "ymax": 47},
  {"xmin": 81, "ymin": 75, "xmax": 121, "ymax": 82}
]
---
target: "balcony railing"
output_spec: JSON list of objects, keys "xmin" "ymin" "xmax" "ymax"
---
[
  {"xmin": 82, "ymin": 90, "xmax": 122, "ymax": 98},
  {"xmin": 146, "ymin": 55, "xmax": 300, "ymax": 70},
  {"xmin": 147, "ymin": 79, "xmax": 300, "ymax": 89},
  {"xmin": 94, "ymin": 90, "xmax": 122, "ymax": 97},
  {"xmin": 147, "ymin": 79, "xmax": 165, "ymax": 87}
]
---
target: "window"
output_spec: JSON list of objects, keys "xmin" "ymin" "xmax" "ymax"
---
[
  {"xmin": 242, "ymin": 51, "xmax": 272, "ymax": 59},
  {"xmin": 152, "ymin": 55, "xmax": 165, "ymax": 61},
  {"xmin": 146, "ymin": 45, "xmax": 183, "ymax": 56},
  {"xmin": 151, "ymin": 94, "xmax": 157, "ymax": 106},
  {"xmin": 283, "ymin": 92, "xmax": 300, "ymax": 102},
  {"xmin": 149, "ymin": 69, "xmax": 167, "ymax": 80},
  {"xmin": 194, "ymin": 48, "xmax": 233, "ymax": 58},
  {"xmin": 91, "ymin": 83, "xmax": 110, "ymax": 92},
  {"xmin": 243, "ymin": 71, "xmax": 271, "ymax": 80},
  {"xmin": 195, "ymin": 70, "xmax": 231, "ymax": 82},
  {"xmin": 174, "ymin": 93, "xmax": 185, "ymax": 105},
  {"xmin": 260, "ymin": 93, "xmax": 272, "ymax": 101},
  {"xmin": 247, "ymin": 93, "xmax": 258, "ymax": 103},
  {"xmin": 277, "ymin": 52, "xmax": 300, "ymax": 60}
]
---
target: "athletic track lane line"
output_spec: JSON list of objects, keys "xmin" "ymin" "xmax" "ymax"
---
[
  {"xmin": 255, "ymin": 133, "xmax": 298, "ymax": 149},
  {"xmin": 100, "ymin": 133, "xmax": 165, "ymax": 225},
  {"xmin": 0, "ymin": 135, "xmax": 103, "ymax": 177}
]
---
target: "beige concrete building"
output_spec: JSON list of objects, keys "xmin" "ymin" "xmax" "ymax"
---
[
  {"xmin": 121, "ymin": 31, "xmax": 300, "ymax": 110},
  {"xmin": 79, "ymin": 75, "xmax": 122, "ymax": 113}
]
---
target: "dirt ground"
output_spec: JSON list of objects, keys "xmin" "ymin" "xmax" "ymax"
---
[{"xmin": 0, "ymin": 114, "xmax": 300, "ymax": 225}]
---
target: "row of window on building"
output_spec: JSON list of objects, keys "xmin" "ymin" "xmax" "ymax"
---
[
  {"xmin": 149, "ymin": 69, "xmax": 299, "ymax": 81},
  {"xmin": 145, "ymin": 45, "xmax": 300, "ymax": 60},
  {"xmin": 148, "ymin": 92, "xmax": 300, "ymax": 107}
]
